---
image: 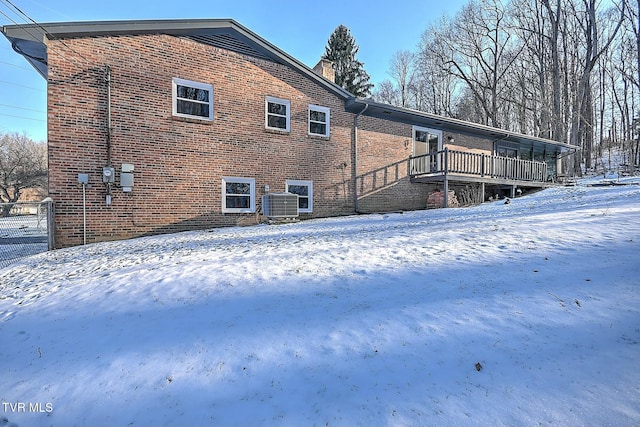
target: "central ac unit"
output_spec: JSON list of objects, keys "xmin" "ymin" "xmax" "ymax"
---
[{"xmin": 262, "ymin": 193, "xmax": 299, "ymax": 218}]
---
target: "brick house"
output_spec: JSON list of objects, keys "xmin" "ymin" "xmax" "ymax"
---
[{"xmin": 2, "ymin": 19, "xmax": 573, "ymax": 248}]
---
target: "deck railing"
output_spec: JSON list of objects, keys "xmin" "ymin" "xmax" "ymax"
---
[{"xmin": 410, "ymin": 148, "xmax": 548, "ymax": 183}]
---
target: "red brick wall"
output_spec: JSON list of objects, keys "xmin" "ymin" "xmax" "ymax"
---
[
  {"xmin": 47, "ymin": 35, "xmax": 358, "ymax": 247},
  {"xmin": 46, "ymin": 34, "xmax": 461, "ymax": 247}
]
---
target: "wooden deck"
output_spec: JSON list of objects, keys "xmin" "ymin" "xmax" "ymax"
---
[
  {"xmin": 409, "ymin": 148, "xmax": 552, "ymax": 188},
  {"xmin": 353, "ymin": 149, "xmax": 556, "ymax": 209}
]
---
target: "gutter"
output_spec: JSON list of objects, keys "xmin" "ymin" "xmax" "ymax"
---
[{"xmin": 353, "ymin": 102, "xmax": 368, "ymax": 213}]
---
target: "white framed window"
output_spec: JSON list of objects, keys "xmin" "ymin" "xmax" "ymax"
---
[
  {"xmin": 308, "ymin": 104, "xmax": 330, "ymax": 137},
  {"xmin": 265, "ymin": 96, "xmax": 290, "ymax": 132},
  {"xmin": 222, "ymin": 177, "xmax": 255, "ymax": 213},
  {"xmin": 172, "ymin": 78, "xmax": 213, "ymax": 121},
  {"xmin": 286, "ymin": 180, "xmax": 313, "ymax": 213}
]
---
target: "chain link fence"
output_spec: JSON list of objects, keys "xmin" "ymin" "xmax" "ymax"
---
[{"xmin": 0, "ymin": 200, "xmax": 54, "ymax": 270}]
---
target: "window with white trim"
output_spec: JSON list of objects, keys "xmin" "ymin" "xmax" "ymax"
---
[
  {"xmin": 222, "ymin": 177, "xmax": 255, "ymax": 213},
  {"xmin": 172, "ymin": 78, "xmax": 213, "ymax": 121},
  {"xmin": 308, "ymin": 104, "xmax": 330, "ymax": 137},
  {"xmin": 286, "ymin": 180, "xmax": 313, "ymax": 213},
  {"xmin": 265, "ymin": 96, "xmax": 290, "ymax": 131}
]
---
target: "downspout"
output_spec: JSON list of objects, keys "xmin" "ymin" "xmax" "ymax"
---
[
  {"xmin": 105, "ymin": 65, "xmax": 112, "ymax": 165},
  {"xmin": 353, "ymin": 102, "xmax": 368, "ymax": 213},
  {"xmin": 105, "ymin": 65, "xmax": 113, "ymax": 205}
]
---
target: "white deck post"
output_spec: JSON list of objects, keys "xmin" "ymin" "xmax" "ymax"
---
[{"xmin": 443, "ymin": 148, "xmax": 449, "ymax": 208}]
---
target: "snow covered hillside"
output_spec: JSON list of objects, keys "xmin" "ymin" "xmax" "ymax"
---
[{"xmin": 1, "ymin": 181, "xmax": 639, "ymax": 427}]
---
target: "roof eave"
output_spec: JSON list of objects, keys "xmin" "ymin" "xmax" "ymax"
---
[
  {"xmin": 1, "ymin": 19, "xmax": 353, "ymax": 99},
  {"xmin": 347, "ymin": 98, "xmax": 575, "ymax": 152}
]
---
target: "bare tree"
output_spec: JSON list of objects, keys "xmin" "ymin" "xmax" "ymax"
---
[
  {"xmin": 372, "ymin": 79, "xmax": 400, "ymax": 106},
  {"xmin": 442, "ymin": 0, "xmax": 522, "ymax": 127},
  {"xmin": 620, "ymin": 0, "xmax": 640, "ymax": 91},
  {"xmin": 566, "ymin": 0, "xmax": 625, "ymax": 174},
  {"xmin": 376, "ymin": 0, "xmax": 637, "ymax": 177},
  {"xmin": 622, "ymin": 0, "xmax": 640, "ymax": 165},
  {"xmin": 389, "ymin": 50, "xmax": 416, "ymax": 108},
  {"xmin": 0, "ymin": 132, "xmax": 48, "ymax": 216},
  {"xmin": 541, "ymin": 0, "xmax": 565, "ymax": 142},
  {"xmin": 416, "ymin": 18, "xmax": 461, "ymax": 116}
]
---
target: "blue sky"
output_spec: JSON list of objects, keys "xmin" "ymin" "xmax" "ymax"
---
[{"xmin": 0, "ymin": 0, "xmax": 468, "ymax": 142}]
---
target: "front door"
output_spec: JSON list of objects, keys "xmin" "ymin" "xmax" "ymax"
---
[{"xmin": 413, "ymin": 126, "xmax": 442, "ymax": 173}]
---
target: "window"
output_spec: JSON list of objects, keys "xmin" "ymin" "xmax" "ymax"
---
[
  {"xmin": 308, "ymin": 105, "xmax": 330, "ymax": 137},
  {"xmin": 265, "ymin": 96, "xmax": 290, "ymax": 131},
  {"xmin": 172, "ymin": 78, "xmax": 213, "ymax": 121},
  {"xmin": 222, "ymin": 177, "xmax": 255, "ymax": 213},
  {"xmin": 286, "ymin": 180, "xmax": 313, "ymax": 213}
]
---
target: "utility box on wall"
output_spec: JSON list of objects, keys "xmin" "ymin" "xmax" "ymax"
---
[
  {"xmin": 121, "ymin": 163, "xmax": 134, "ymax": 192},
  {"xmin": 102, "ymin": 167, "xmax": 115, "ymax": 183}
]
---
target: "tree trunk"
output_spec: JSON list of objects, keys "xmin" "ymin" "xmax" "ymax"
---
[
  {"xmin": 542, "ymin": 0, "xmax": 564, "ymax": 142},
  {"xmin": 584, "ymin": 84, "xmax": 594, "ymax": 170}
]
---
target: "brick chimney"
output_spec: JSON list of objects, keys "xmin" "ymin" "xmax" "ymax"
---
[{"xmin": 313, "ymin": 58, "xmax": 335, "ymax": 83}]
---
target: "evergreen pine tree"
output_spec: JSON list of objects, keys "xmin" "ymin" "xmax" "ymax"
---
[{"xmin": 322, "ymin": 25, "xmax": 373, "ymax": 98}]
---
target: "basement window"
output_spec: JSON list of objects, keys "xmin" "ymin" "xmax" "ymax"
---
[
  {"xmin": 222, "ymin": 177, "xmax": 255, "ymax": 213},
  {"xmin": 308, "ymin": 105, "xmax": 330, "ymax": 137},
  {"xmin": 286, "ymin": 179, "xmax": 313, "ymax": 213},
  {"xmin": 265, "ymin": 96, "xmax": 290, "ymax": 132},
  {"xmin": 172, "ymin": 78, "xmax": 213, "ymax": 121}
]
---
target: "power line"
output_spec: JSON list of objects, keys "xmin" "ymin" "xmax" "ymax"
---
[
  {"xmin": 0, "ymin": 59, "xmax": 36, "ymax": 72},
  {"xmin": 0, "ymin": 0, "xmax": 95, "ymax": 70},
  {"xmin": 0, "ymin": 5, "xmax": 51, "ymax": 62},
  {"xmin": 21, "ymin": 0, "xmax": 73, "ymax": 21},
  {"xmin": 0, "ymin": 102, "xmax": 45, "ymax": 113},
  {"xmin": 0, "ymin": 7, "xmax": 18, "ymax": 24},
  {"xmin": 2, "ymin": 0, "xmax": 32, "ymax": 20},
  {"xmin": 0, "ymin": 79, "xmax": 45, "ymax": 91},
  {"xmin": 2, "ymin": 0, "xmax": 93, "ymax": 65},
  {"xmin": 0, "ymin": 112, "xmax": 45, "ymax": 122}
]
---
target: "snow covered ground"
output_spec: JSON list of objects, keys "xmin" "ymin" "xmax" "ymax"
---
[{"xmin": 1, "ymin": 180, "xmax": 639, "ymax": 427}]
